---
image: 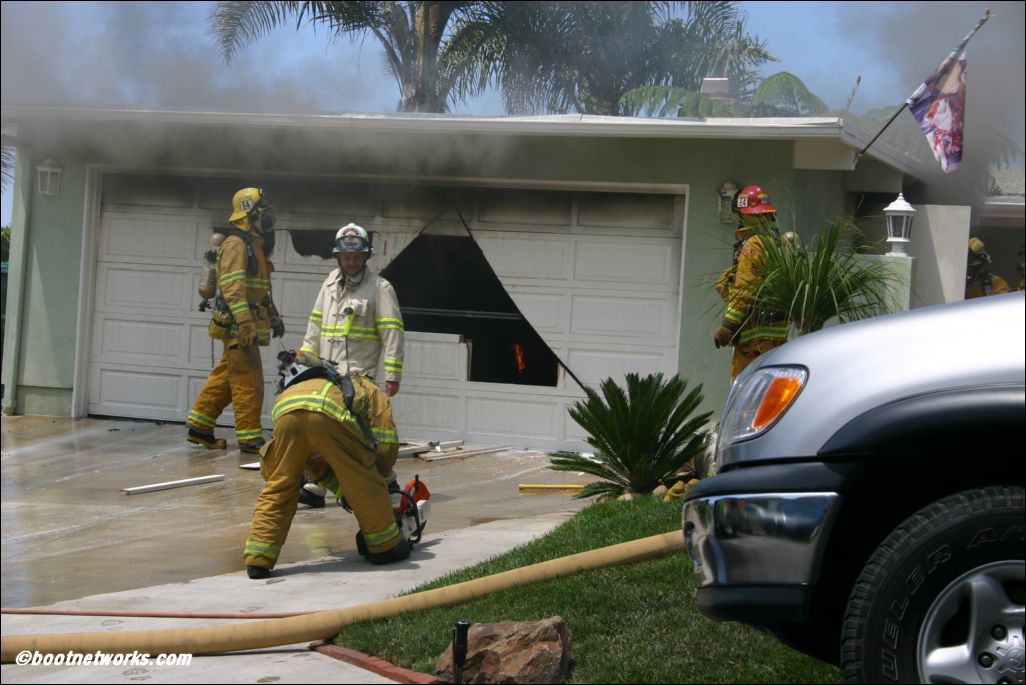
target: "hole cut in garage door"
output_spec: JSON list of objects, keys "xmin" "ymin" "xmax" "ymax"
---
[{"xmin": 382, "ymin": 233, "xmax": 560, "ymax": 387}]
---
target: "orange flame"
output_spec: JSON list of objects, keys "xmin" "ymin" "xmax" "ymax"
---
[{"xmin": 513, "ymin": 343, "xmax": 526, "ymax": 374}]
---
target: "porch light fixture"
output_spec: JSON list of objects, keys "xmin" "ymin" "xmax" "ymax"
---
[
  {"xmin": 36, "ymin": 157, "xmax": 63, "ymax": 197},
  {"xmin": 718, "ymin": 180, "xmax": 739, "ymax": 223},
  {"xmin": 883, "ymin": 193, "xmax": 916, "ymax": 255}
]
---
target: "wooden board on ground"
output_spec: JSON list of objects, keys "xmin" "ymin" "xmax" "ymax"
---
[
  {"xmin": 398, "ymin": 440, "xmax": 464, "ymax": 458},
  {"xmin": 417, "ymin": 445, "xmax": 509, "ymax": 462}
]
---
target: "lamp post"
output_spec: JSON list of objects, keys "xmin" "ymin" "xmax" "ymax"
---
[{"xmin": 883, "ymin": 193, "xmax": 916, "ymax": 256}]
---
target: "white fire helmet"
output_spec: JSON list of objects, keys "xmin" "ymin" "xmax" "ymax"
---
[{"xmin": 333, "ymin": 223, "xmax": 372, "ymax": 254}]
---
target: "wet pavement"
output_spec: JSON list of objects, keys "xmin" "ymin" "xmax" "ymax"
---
[{"xmin": 1, "ymin": 415, "xmax": 593, "ymax": 609}]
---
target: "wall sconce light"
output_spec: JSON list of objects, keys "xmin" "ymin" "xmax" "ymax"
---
[
  {"xmin": 36, "ymin": 157, "xmax": 63, "ymax": 197},
  {"xmin": 718, "ymin": 180, "xmax": 739, "ymax": 223},
  {"xmin": 883, "ymin": 193, "xmax": 916, "ymax": 256}
]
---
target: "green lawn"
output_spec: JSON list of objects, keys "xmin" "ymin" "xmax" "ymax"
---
[{"xmin": 335, "ymin": 497, "xmax": 840, "ymax": 683}]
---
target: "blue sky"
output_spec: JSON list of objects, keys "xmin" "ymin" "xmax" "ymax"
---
[{"xmin": 2, "ymin": 1, "xmax": 1022, "ymax": 225}]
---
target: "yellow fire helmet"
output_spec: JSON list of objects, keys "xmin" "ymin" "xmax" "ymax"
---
[{"xmin": 230, "ymin": 187, "xmax": 267, "ymax": 223}]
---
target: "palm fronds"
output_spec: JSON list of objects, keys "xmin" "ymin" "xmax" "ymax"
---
[
  {"xmin": 752, "ymin": 218, "xmax": 903, "ymax": 335},
  {"xmin": 550, "ymin": 373, "xmax": 712, "ymax": 499}
]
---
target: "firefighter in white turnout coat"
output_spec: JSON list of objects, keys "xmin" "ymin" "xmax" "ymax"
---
[{"xmin": 297, "ymin": 224, "xmax": 404, "ymax": 507}]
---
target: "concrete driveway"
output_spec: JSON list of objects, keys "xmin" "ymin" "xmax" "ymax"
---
[{"xmin": 1, "ymin": 415, "xmax": 594, "ymax": 682}]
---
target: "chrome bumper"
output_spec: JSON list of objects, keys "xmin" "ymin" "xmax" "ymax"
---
[{"xmin": 682, "ymin": 492, "xmax": 842, "ymax": 587}]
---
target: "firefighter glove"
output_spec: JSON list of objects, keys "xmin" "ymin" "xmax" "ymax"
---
[
  {"xmin": 237, "ymin": 320, "xmax": 258, "ymax": 347},
  {"xmin": 714, "ymin": 322, "xmax": 739, "ymax": 349},
  {"xmin": 296, "ymin": 350, "xmax": 322, "ymax": 367},
  {"xmin": 270, "ymin": 313, "xmax": 285, "ymax": 338}
]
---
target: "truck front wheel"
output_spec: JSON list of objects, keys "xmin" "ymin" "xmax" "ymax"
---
[{"xmin": 841, "ymin": 486, "xmax": 1024, "ymax": 684}]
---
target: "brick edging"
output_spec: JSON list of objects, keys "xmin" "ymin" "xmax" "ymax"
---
[{"xmin": 309, "ymin": 641, "xmax": 440, "ymax": 684}]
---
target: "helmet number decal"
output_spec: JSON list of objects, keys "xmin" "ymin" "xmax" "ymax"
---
[
  {"xmin": 240, "ymin": 198, "xmax": 254, "ymax": 211},
  {"xmin": 736, "ymin": 196, "xmax": 749, "ymax": 208}
]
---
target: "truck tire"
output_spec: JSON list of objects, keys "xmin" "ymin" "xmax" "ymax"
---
[{"xmin": 841, "ymin": 486, "xmax": 1024, "ymax": 684}]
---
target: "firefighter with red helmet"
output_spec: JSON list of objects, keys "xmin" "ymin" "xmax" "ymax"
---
[
  {"xmin": 186, "ymin": 187, "xmax": 283, "ymax": 453},
  {"xmin": 713, "ymin": 185, "xmax": 790, "ymax": 381}
]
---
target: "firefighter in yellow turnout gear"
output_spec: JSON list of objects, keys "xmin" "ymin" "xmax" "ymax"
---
[
  {"xmin": 714, "ymin": 185, "xmax": 790, "ymax": 381},
  {"xmin": 187, "ymin": 187, "xmax": 283, "ymax": 453},
  {"xmin": 243, "ymin": 358, "xmax": 411, "ymax": 579},
  {"xmin": 965, "ymin": 236, "xmax": 1012, "ymax": 299}
]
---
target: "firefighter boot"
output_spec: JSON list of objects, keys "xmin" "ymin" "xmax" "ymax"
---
[
  {"xmin": 187, "ymin": 428, "xmax": 227, "ymax": 450},
  {"xmin": 298, "ymin": 480, "xmax": 326, "ymax": 508},
  {"xmin": 367, "ymin": 537, "xmax": 412, "ymax": 565},
  {"xmin": 239, "ymin": 438, "xmax": 266, "ymax": 454},
  {"xmin": 246, "ymin": 565, "xmax": 271, "ymax": 580}
]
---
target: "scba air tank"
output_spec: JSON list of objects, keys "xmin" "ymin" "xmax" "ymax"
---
[{"xmin": 198, "ymin": 232, "xmax": 226, "ymax": 299}]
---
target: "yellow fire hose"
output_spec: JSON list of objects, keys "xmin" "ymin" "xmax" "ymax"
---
[{"xmin": 1, "ymin": 531, "xmax": 682, "ymax": 662}]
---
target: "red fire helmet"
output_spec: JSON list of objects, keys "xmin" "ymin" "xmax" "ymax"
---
[{"xmin": 734, "ymin": 185, "xmax": 777, "ymax": 215}]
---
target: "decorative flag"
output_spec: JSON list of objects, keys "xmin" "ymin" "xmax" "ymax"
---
[{"xmin": 905, "ymin": 10, "xmax": 991, "ymax": 173}]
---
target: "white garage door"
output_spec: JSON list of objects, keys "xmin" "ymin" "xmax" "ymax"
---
[{"xmin": 87, "ymin": 176, "xmax": 682, "ymax": 451}]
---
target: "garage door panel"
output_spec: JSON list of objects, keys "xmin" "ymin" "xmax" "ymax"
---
[
  {"xmin": 578, "ymin": 192, "xmax": 678, "ymax": 231},
  {"xmin": 391, "ymin": 390, "xmax": 463, "ymax": 435},
  {"xmin": 92, "ymin": 318, "xmax": 187, "ymax": 366},
  {"xmin": 570, "ymin": 293, "xmax": 674, "ymax": 337},
  {"xmin": 476, "ymin": 235, "xmax": 570, "ymax": 280},
  {"xmin": 405, "ymin": 333, "xmax": 467, "ymax": 382},
  {"xmin": 103, "ymin": 216, "xmax": 199, "ymax": 261},
  {"xmin": 275, "ymin": 275, "xmax": 327, "ymax": 320},
  {"xmin": 574, "ymin": 240, "xmax": 678, "ymax": 286},
  {"xmin": 466, "ymin": 396, "xmax": 559, "ymax": 440},
  {"xmin": 506, "ymin": 292, "xmax": 566, "ymax": 334},
  {"xmin": 567, "ymin": 348, "xmax": 669, "ymax": 387},
  {"xmin": 97, "ymin": 265, "xmax": 193, "ymax": 312},
  {"xmin": 90, "ymin": 366, "xmax": 184, "ymax": 419}
]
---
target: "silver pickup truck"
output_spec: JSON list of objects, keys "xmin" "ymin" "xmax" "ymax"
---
[{"xmin": 683, "ymin": 291, "xmax": 1024, "ymax": 684}]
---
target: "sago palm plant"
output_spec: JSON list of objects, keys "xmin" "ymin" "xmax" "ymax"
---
[
  {"xmin": 753, "ymin": 218, "xmax": 902, "ymax": 335},
  {"xmin": 550, "ymin": 373, "xmax": 711, "ymax": 500}
]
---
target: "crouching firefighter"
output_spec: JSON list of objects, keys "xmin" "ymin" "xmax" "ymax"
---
[{"xmin": 243, "ymin": 351, "xmax": 427, "ymax": 579}]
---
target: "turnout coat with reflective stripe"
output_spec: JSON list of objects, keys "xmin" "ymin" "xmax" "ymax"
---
[{"xmin": 300, "ymin": 266, "xmax": 404, "ymax": 383}]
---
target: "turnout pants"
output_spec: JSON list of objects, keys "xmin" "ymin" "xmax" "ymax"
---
[
  {"xmin": 188, "ymin": 341, "xmax": 264, "ymax": 444},
  {"xmin": 731, "ymin": 338, "xmax": 787, "ymax": 381},
  {"xmin": 244, "ymin": 410, "xmax": 400, "ymax": 569}
]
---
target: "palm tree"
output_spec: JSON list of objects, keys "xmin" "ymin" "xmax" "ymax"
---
[
  {"xmin": 549, "ymin": 373, "xmax": 712, "ymax": 500},
  {"xmin": 461, "ymin": 1, "xmax": 774, "ymax": 115},
  {"xmin": 210, "ymin": 1, "xmax": 485, "ymax": 113},
  {"xmin": 621, "ymin": 70, "xmax": 827, "ymax": 118}
]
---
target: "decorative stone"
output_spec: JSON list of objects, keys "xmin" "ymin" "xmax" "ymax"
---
[{"xmin": 434, "ymin": 616, "xmax": 573, "ymax": 684}]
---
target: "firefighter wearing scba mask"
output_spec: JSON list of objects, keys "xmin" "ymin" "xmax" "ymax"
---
[
  {"xmin": 965, "ymin": 236, "xmax": 1011, "ymax": 299},
  {"xmin": 186, "ymin": 187, "xmax": 284, "ymax": 453},
  {"xmin": 294, "ymin": 223, "xmax": 404, "ymax": 507},
  {"xmin": 713, "ymin": 185, "xmax": 790, "ymax": 381},
  {"xmin": 243, "ymin": 354, "xmax": 413, "ymax": 579}
]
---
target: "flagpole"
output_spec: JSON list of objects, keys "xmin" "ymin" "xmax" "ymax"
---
[{"xmin": 852, "ymin": 8, "xmax": 991, "ymax": 167}]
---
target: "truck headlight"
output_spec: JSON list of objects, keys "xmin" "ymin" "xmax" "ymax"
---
[{"xmin": 718, "ymin": 366, "xmax": 808, "ymax": 453}]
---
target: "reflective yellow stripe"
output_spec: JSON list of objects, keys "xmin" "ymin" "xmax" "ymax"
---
[
  {"xmin": 236, "ymin": 428, "xmax": 263, "ymax": 441},
  {"xmin": 375, "ymin": 317, "xmax": 404, "ymax": 331},
  {"xmin": 271, "ymin": 380, "xmax": 358, "ymax": 427},
  {"xmin": 725, "ymin": 307, "xmax": 745, "ymax": 325},
  {"xmin": 244, "ymin": 539, "xmax": 280, "ymax": 561},
  {"xmin": 220, "ymin": 270, "xmax": 247, "ymax": 286},
  {"xmin": 188, "ymin": 410, "xmax": 217, "ymax": 428},
  {"xmin": 738, "ymin": 324, "xmax": 789, "ymax": 344},
  {"xmin": 363, "ymin": 520, "xmax": 401, "ymax": 549},
  {"xmin": 372, "ymin": 427, "xmax": 399, "ymax": 444},
  {"xmin": 309, "ymin": 309, "xmax": 323, "ymax": 323},
  {"xmin": 383, "ymin": 358, "xmax": 403, "ymax": 372}
]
